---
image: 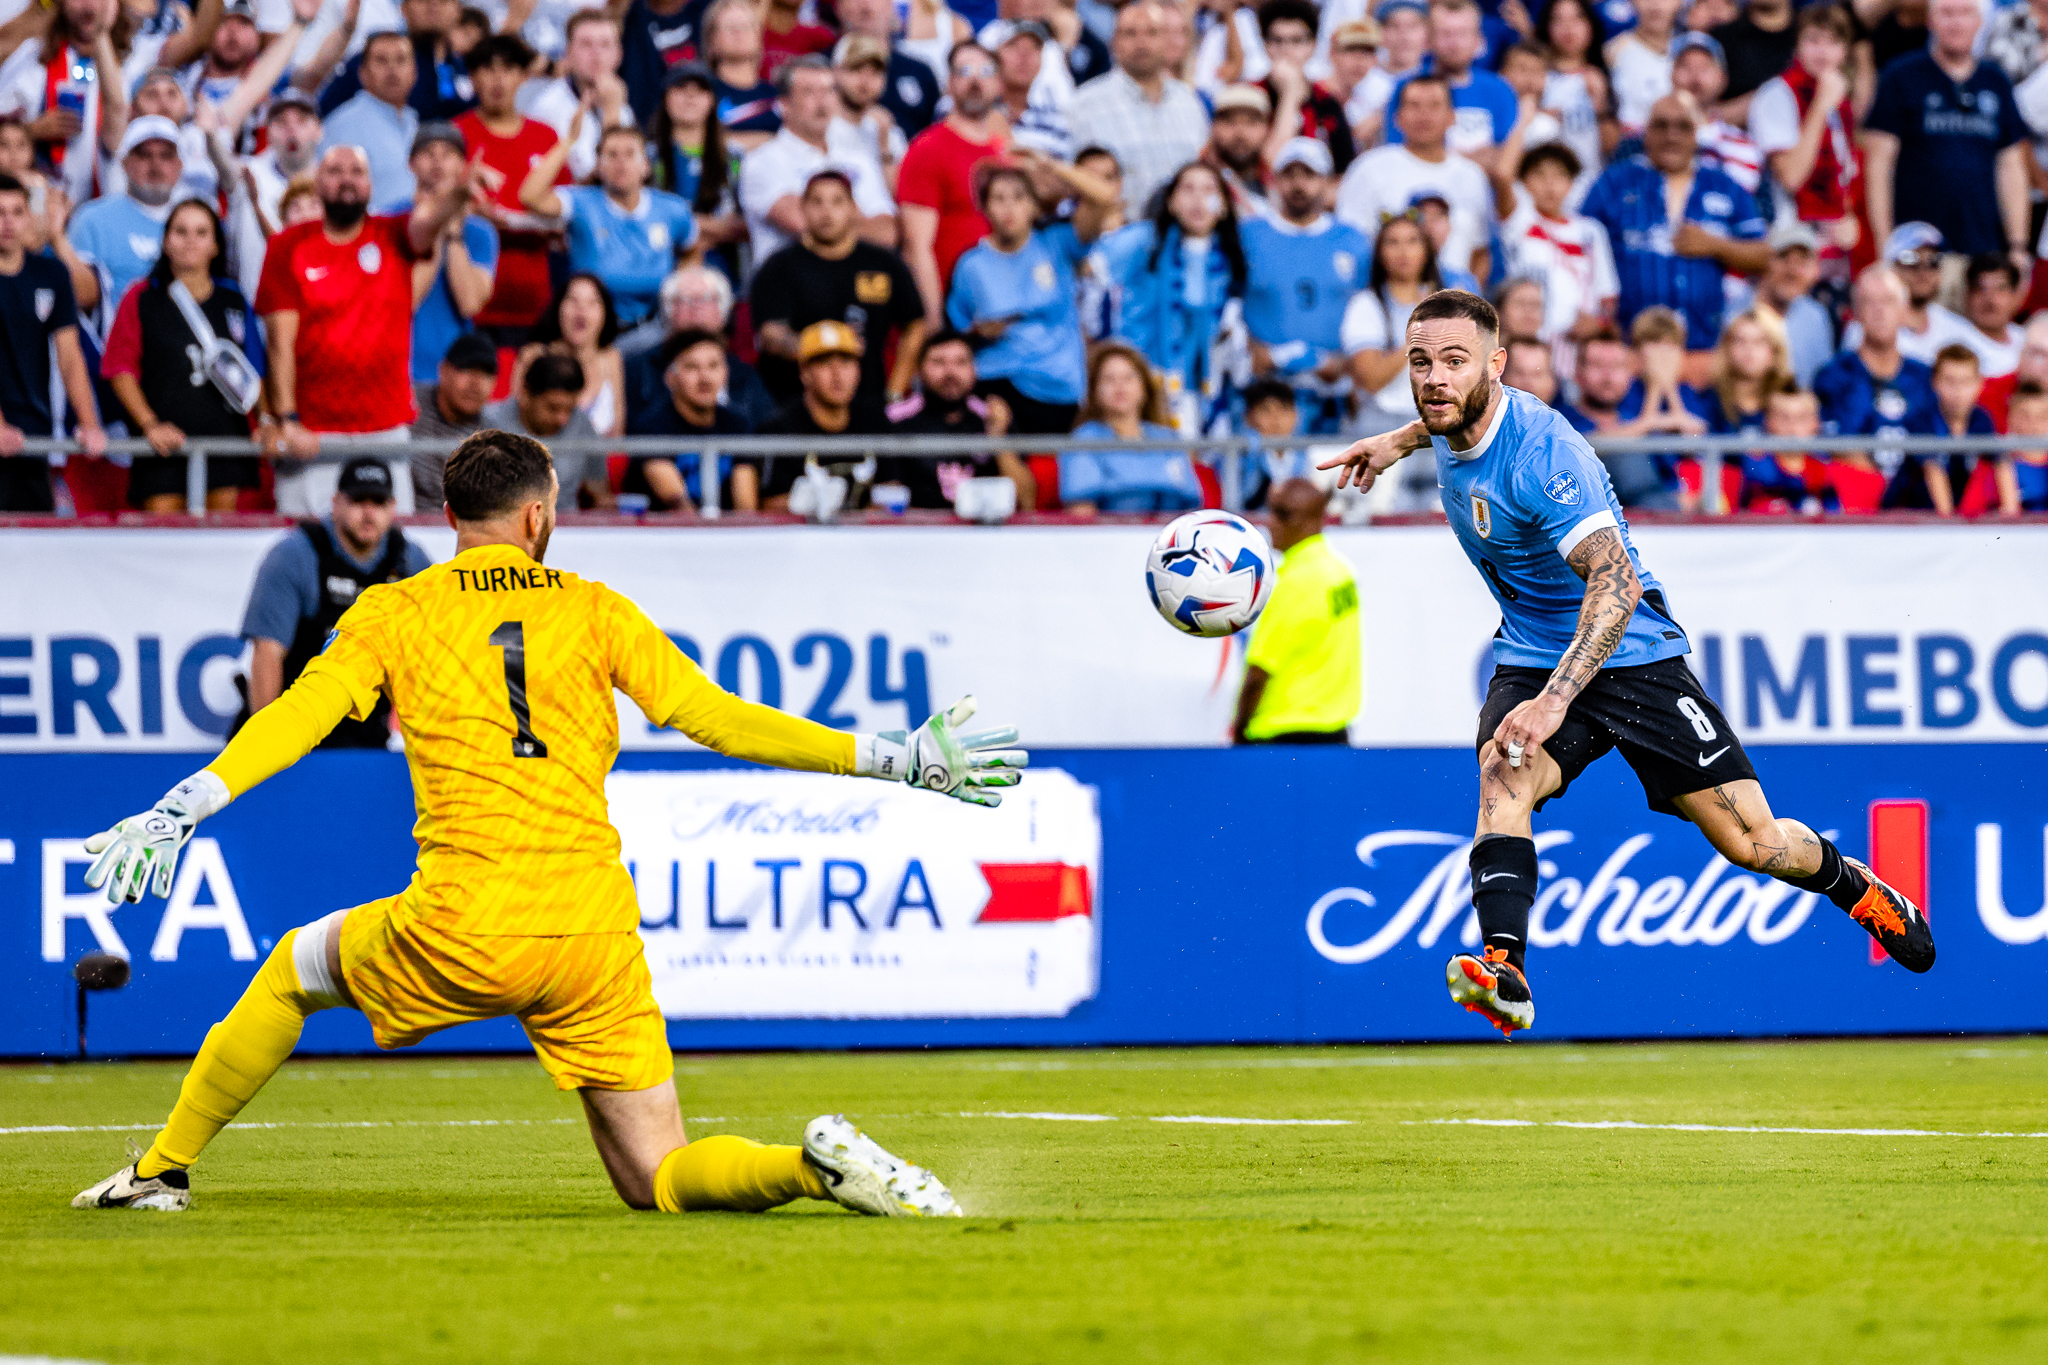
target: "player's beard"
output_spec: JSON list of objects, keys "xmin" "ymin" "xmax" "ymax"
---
[
  {"xmin": 1418, "ymin": 376, "xmax": 1496, "ymax": 440},
  {"xmin": 531, "ymin": 510, "xmax": 555, "ymax": 565}
]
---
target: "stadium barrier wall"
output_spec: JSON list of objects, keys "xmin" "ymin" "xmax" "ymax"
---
[
  {"xmin": 2, "ymin": 743, "xmax": 2044, "ymax": 1058},
  {"xmin": 4, "ymin": 523, "xmax": 2047, "ymax": 750}
]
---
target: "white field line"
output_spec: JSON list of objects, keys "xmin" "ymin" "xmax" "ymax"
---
[
  {"xmin": 1151, "ymin": 1116, "xmax": 1352, "ymax": 1126},
  {"xmin": 1417, "ymin": 1118, "xmax": 2048, "ymax": 1139},
  {"xmin": 964, "ymin": 1111, "xmax": 1118, "ymax": 1121}
]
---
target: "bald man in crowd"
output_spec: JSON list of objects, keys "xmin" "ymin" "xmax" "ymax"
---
[{"xmin": 1231, "ymin": 479, "xmax": 1363, "ymax": 746}]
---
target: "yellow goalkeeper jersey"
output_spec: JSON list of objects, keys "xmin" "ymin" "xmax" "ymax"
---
[{"xmin": 211, "ymin": 543, "xmax": 856, "ymax": 937}]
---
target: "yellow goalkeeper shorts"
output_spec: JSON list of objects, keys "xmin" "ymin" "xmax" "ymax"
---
[{"xmin": 336, "ymin": 892, "xmax": 674, "ymax": 1093}]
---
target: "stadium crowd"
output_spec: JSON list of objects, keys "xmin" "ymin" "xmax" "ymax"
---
[{"xmin": 1, "ymin": 0, "xmax": 2047, "ymax": 519}]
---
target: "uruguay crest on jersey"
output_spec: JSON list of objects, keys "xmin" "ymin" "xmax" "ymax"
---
[{"xmin": 1471, "ymin": 493, "xmax": 1491, "ymax": 538}]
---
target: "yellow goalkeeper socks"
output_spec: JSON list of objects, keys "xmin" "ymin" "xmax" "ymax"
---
[
  {"xmin": 652, "ymin": 1135, "xmax": 830, "ymax": 1213},
  {"xmin": 134, "ymin": 930, "xmax": 336, "ymax": 1178}
]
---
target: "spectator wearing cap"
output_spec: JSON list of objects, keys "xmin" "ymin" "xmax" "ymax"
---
[
  {"xmin": 56, "ymin": 116, "xmax": 186, "ymax": 323},
  {"xmin": 1745, "ymin": 6, "xmax": 1860, "ymax": 253},
  {"xmin": 1242, "ymin": 138, "xmax": 1370, "ymax": 435},
  {"xmin": 1581, "ymin": 91, "xmax": 1768, "ymax": 355},
  {"xmin": 888, "ymin": 327, "xmax": 1036, "ymax": 509},
  {"xmin": 320, "ymin": 30, "xmax": 422, "ymax": 213},
  {"xmin": 121, "ymin": 67, "xmax": 222, "ymax": 208},
  {"xmin": 946, "ymin": 163, "xmax": 1094, "ymax": 435},
  {"xmin": 237, "ymin": 455, "xmax": 433, "ymax": 744},
  {"xmin": 405, "ymin": 121, "xmax": 498, "ymax": 381},
  {"xmin": 102, "ymin": 199, "xmax": 270, "ymax": 514},
  {"xmin": 648, "ymin": 61, "xmax": 745, "ymax": 265},
  {"xmin": 1373, "ymin": 0, "xmax": 1430, "ymax": 88},
  {"xmin": 1864, "ymin": 0, "xmax": 2031, "ymax": 266},
  {"xmin": 409, "ymin": 330, "xmax": 497, "ymax": 505},
  {"xmin": 1337, "ymin": 75, "xmax": 1492, "ymax": 278},
  {"xmin": 1709, "ymin": 0, "xmax": 1795, "ymax": 116},
  {"xmin": 626, "ymin": 327, "xmax": 757, "ymax": 512},
  {"xmin": 623, "ymin": 262, "xmax": 778, "ymax": 427},
  {"xmin": 518, "ymin": 106, "xmax": 699, "ymax": 345},
  {"xmin": 832, "ymin": 34, "xmax": 907, "ymax": 192},
  {"xmin": 1070, "ymin": 1, "xmax": 1210, "ymax": 218},
  {"xmin": 457, "ymin": 35, "xmax": 567, "ymax": 341},
  {"xmin": 991, "ymin": 20, "xmax": 1073, "ymax": 161},
  {"xmin": 1842, "ymin": 223, "xmax": 1976, "ymax": 365},
  {"xmin": 1251, "ymin": 0, "xmax": 1357, "ymax": 175},
  {"xmin": 187, "ymin": 0, "xmax": 279, "ymax": 134},
  {"xmin": 758, "ymin": 319, "xmax": 925, "ymax": 510},
  {"xmin": 1203, "ymin": 83, "xmax": 1275, "ymax": 218},
  {"xmin": 1751, "ymin": 220, "xmax": 1835, "ymax": 387},
  {"xmin": 900, "ymin": 43, "xmax": 1008, "ymax": 319},
  {"xmin": 1606, "ymin": 0, "xmax": 1679, "ymax": 134},
  {"xmin": 233, "ymin": 89, "xmax": 324, "ymax": 299},
  {"xmin": 1385, "ymin": 0, "xmax": 1516, "ymax": 159},
  {"xmin": 1494, "ymin": 141, "xmax": 1618, "ymax": 384},
  {"xmin": 1813, "ymin": 264, "xmax": 1939, "ymax": 491},
  {"xmin": 834, "ymin": 0, "xmax": 942, "ymax": 139},
  {"xmin": 1326, "ymin": 19, "xmax": 1391, "ymax": 148},
  {"xmin": 313, "ymin": 0, "xmax": 476, "ymax": 125},
  {"xmin": 739, "ymin": 55, "xmax": 897, "ymax": 266},
  {"xmin": 1665, "ymin": 31, "xmax": 1763, "ymax": 199},
  {"xmin": 255, "ymin": 144, "xmax": 478, "ymax": 514},
  {"xmin": 750, "ymin": 167, "xmax": 925, "ymax": 408},
  {"xmin": 1099, "ymin": 160, "xmax": 1247, "ymax": 424},
  {"xmin": 519, "ymin": 12, "xmax": 637, "ymax": 183},
  {"xmin": 481, "ymin": 352, "xmax": 614, "ymax": 509}
]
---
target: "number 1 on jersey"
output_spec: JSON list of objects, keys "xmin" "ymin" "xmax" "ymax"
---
[{"xmin": 489, "ymin": 621, "xmax": 550, "ymax": 759}]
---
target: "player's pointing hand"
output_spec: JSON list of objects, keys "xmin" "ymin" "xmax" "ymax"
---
[{"xmin": 1316, "ymin": 419, "xmax": 1432, "ymax": 492}]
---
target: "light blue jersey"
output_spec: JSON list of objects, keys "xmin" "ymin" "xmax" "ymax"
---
[
  {"xmin": 1435, "ymin": 386, "xmax": 1689, "ymax": 670},
  {"xmin": 400, "ymin": 203, "xmax": 499, "ymax": 382},
  {"xmin": 66, "ymin": 195, "xmax": 169, "ymax": 319},
  {"xmin": 1239, "ymin": 215, "xmax": 1368, "ymax": 369},
  {"xmin": 559, "ymin": 186, "xmax": 698, "ymax": 324},
  {"xmin": 946, "ymin": 225, "xmax": 1088, "ymax": 405}
]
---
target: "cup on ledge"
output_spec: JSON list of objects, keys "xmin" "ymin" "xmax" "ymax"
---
[{"xmin": 871, "ymin": 482, "xmax": 911, "ymax": 516}]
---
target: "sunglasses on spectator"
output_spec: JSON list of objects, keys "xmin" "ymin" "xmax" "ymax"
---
[{"xmin": 1897, "ymin": 252, "xmax": 1941, "ymax": 269}]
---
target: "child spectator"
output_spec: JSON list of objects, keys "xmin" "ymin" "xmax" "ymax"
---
[
  {"xmin": 456, "ymin": 35, "xmax": 565, "ymax": 342},
  {"xmin": 1613, "ymin": 305, "xmax": 1711, "ymax": 510},
  {"xmin": 946, "ymin": 164, "xmax": 1092, "ymax": 435},
  {"xmin": 1062, "ymin": 341, "xmax": 1203, "ymax": 513},
  {"xmin": 1495, "ymin": 142, "xmax": 1618, "ymax": 384},
  {"xmin": 1238, "ymin": 375, "xmax": 1314, "ymax": 510},
  {"xmin": 1740, "ymin": 383, "xmax": 1855, "ymax": 513},
  {"xmin": 1900, "ymin": 343, "xmax": 1994, "ymax": 514},
  {"xmin": 1745, "ymin": 5, "xmax": 1859, "ymax": 263},
  {"xmin": 1986, "ymin": 380, "xmax": 2048, "ymax": 513}
]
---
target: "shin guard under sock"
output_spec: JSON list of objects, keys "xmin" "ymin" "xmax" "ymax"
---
[
  {"xmin": 1772, "ymin": 834, "xmax": 1870, "ymax": 912},
  {"xmin": 1470, "ymin": 834, "xmax": 1538, "ymax": 970},
  {"xmin": 653, "ymin": 1135, "xmax": 830, "ymax": 1213}
]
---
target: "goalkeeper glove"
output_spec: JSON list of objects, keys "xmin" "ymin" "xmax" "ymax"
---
[
  {"xmin": 82, "ymin": 770, "xmax": 232, "ymax": 904},
  {"xmin": 855, "ymin": 696, "xmax": 1027, "ymax": 807}
]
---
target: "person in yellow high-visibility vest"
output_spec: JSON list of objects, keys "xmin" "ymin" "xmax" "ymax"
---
[{"xmin": 1231, "ymin": 478, "xmax": 1363, "ymax": 745}]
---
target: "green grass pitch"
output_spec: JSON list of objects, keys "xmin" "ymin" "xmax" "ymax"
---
[{"xmin": 4, "ymin": 1039, "xmax": 2046, "ymax": 1364}]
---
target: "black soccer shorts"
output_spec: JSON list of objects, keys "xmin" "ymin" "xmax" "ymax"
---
[{"xmin": 1476, "ymin": 655, "xmax": 1758, "ymax": 818}]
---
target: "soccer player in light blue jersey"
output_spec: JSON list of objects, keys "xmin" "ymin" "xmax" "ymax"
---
[{"xmin": 1321, "ymin": 290, "xmax": 1935, "ymax": 1036}]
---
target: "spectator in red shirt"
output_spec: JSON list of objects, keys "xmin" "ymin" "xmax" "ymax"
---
[
  {"xmin": 900, "ymin": 42, "xmax": 1008, "ymax": 321},
  {"xmin": 761, "ymin": 0, "xmax": 836, "ymax": 80},
  {"xmin": 255, "ymin": 144, "xmax": 479, "ymax": 515},
  {"xmin": 455, "ymin": 34, "xmax": 566, "ymax": 341}
]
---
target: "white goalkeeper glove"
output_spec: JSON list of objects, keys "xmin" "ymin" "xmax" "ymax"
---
[
  {"xmin": 855, "ymin": 695, "xmax": 1027, "ymax": 807},
  {"xmin": 82, "ymin": 770, "xmax": 232, "ymax": 904}
]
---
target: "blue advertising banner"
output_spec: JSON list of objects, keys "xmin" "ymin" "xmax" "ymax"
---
[{"xmin": 3, "ymin": 745, "xmax": 2044, "ymax": 1058}]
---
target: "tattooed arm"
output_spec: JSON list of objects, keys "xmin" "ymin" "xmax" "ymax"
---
[{"xmin": 1489, "ymin": 527, "xmax": 1641, "ymax": 764}]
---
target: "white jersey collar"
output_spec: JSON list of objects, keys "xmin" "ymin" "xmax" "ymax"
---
[{"xmin": 1446, "ymin": 385, "xmax": 1511, "ymax": 462}]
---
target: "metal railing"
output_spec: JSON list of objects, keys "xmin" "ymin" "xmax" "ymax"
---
[{"xmin": 10, "ymin": 432, "xmax": 2046, "ymax": 519}]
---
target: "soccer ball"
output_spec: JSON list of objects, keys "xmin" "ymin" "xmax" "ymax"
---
[{"xmin": 1144, "ymin": 511, "xmax": 1276, "ymax": 637}]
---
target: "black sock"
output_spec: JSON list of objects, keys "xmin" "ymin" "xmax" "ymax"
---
[
  {"xmin": 1773, "ymin": 835, "xmax": 1869, "ymax": 912},
  {"xmin": 1470, "ymin": 834, "xmax": 1538, "ymax": 970}
]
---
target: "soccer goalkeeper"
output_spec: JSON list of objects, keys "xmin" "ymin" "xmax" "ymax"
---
[{"xmin": 73, "ymin": 430, "xmax": 1025, "ymax": 1217}]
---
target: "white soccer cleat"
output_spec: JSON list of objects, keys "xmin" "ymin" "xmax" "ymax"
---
[
  {"xmin": 802, "ymin": 1114, "xmax": 962, "ymax": 1218},
  {"xmin": 72, "ymin": 1161, "xmax": 190, "ymax": 1211}
]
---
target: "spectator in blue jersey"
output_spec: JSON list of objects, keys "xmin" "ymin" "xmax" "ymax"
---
[
  {"xmin": 320, "ymin": 30, "xmax": 423, "ymax": 213},
  {"xmin": 1063, "ymin": 340, "xmax": 1204, "ymax": 513},
  {"xmin": 518, "ymin": 97, "xmax": 699, "ymax": 346},
  {"xmin": 1813, "ymin": 265, "xmax": 1939, "ymax": 502},
  {"xmin": 1240, "ymin": 138, "xmax": 1369, "ymax": 436},
  {"xmin": 1612, "ymin": 306, "xmax": 1712, "ymax": 510},
  {"xmin": 1862, "ymin": 0, "xmax": 2032, "ymax": 267},
  {"xmin": 1581, "ymin": 91, "xmax": 1769, "ymax": 357},
  {"xmin": 1905, "ymin": 343, "xmax": 1995, "ymax": 514},
  {"xmin": 1384, "ymin": 0, "xmax": 1518, "ymax": 158},
  {"xmin": 1099, "ymin": 160, "xmax": 1247, "ymax": 425},
  {"xmin": 1738, "ymin": 383, "xmax": 1846, "ymax": 514},
  {"xmin": 946, "ymin": 163, "xmax": 1093, "ymax": 435},
  {"xmin": 57, "ymin": 117, "xmax": 186, "ymax": 323},
  {"xmin": 404, "ymin": 122, "xmax": 497, "ymax": 383},
  {"xmin": 1993, "ymin": 381, "xmax": 2048, "ymax": 512},
  {"xmin": 1237, "ymin": 376, "xmax": 1316, "ymax": 510}
]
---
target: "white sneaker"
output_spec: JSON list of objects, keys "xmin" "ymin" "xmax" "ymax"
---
[
  {"xmin": 73, "ymin": 1161, "xmax": 190, "ymax": 1211},
  {"xmin": 802, "ymin": 1115, "xmax": 961, "ymax": 1217}
]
